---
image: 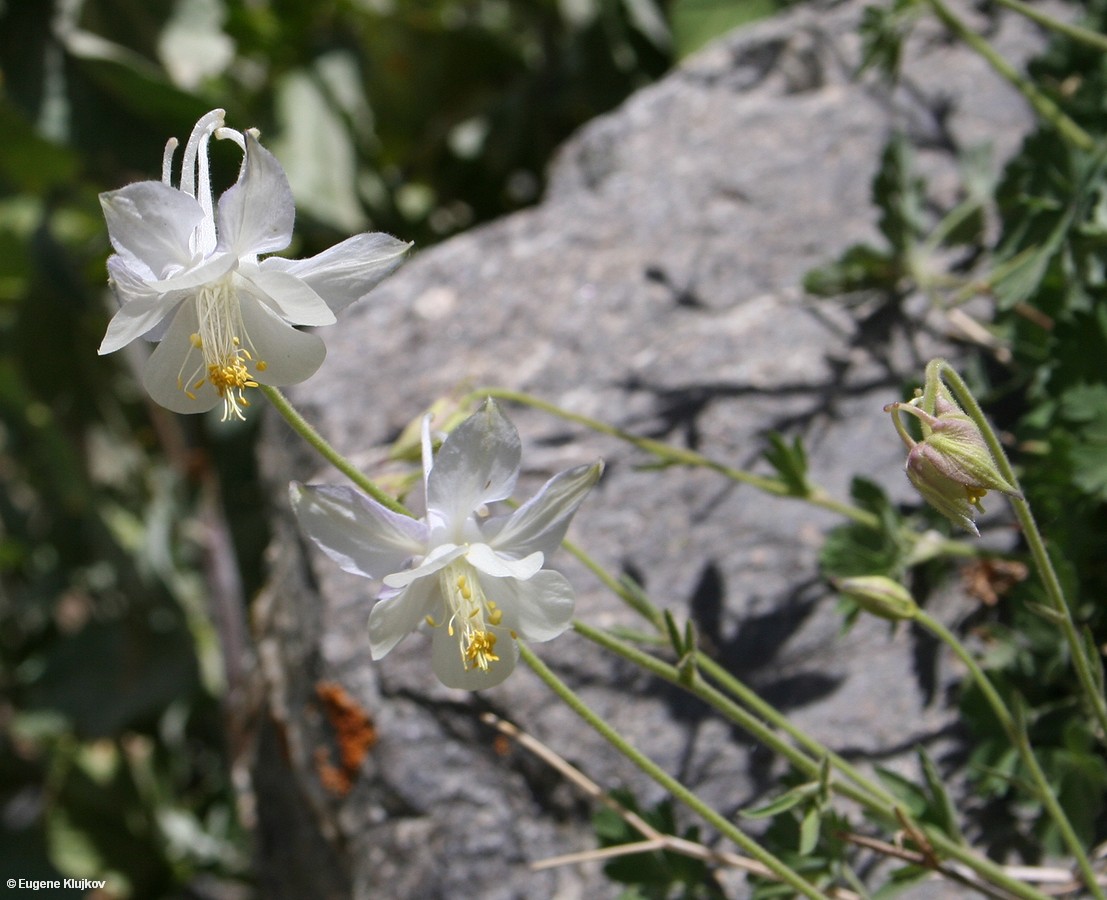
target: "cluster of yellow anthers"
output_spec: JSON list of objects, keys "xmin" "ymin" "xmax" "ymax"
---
[
  {"xmin": 177, "ymin": 333, "xmax": 267, "ymax": 421},
  {"xmin": 430, "ymin": 561, "xmax": 508, "ymax": 673}
]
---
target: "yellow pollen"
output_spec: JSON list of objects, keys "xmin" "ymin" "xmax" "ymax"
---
[
  {"xmin": 965, "ymin": 486, "xmax": 988, "ymax": 508},
  {"xmin": 437, "ymin": 558, "xmax": 507, "ymax": 673},
  {"xmin": 464, "ymin": 631, "xmax": 499, "ymax": 670},
  {"xmin": 181, "ymin": 279, "xmax": 265, "ymax": 421},
  {"xmin": 256, "ymin": 360, "xmax": 268, "ymax": 371}
]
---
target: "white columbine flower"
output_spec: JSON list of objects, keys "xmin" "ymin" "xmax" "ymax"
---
[
  {"xmin": 98, "ymin": 109, "xmax": 410, "ymax": 420},
  {"xmin": 290, "ymin": 401, "xmax": 603, "ymax": 690}
]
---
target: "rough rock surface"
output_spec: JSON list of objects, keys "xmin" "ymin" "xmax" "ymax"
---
[{"xmin": 252, "ymin": 1, "xmax": 1045, "ymax": 896}]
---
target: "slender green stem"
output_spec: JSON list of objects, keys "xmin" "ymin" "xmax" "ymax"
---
[
  {"xmin": 518, "ymin": 643, "xmax": 833, "ymax": 900},
  {"xmin": 930, "ymin": 360, "xmax": 1107, "ymax": 742},
  {"xmin": 261, "ymin": 384, "xmax": 414, "ymax": 518},
  {"xmin": 923, "ymin": 0, "xmax": 1095, "ymax": 152},
  {"xmin": 917, "ymin": 610, "xmax": 1104, "ymax": 899},
  {"xmin": 573, "ymin": 620, "xmax": 1051, "ymax": 900},
  {"xmin": 573, "ymin": 619, "xmax": 888, "ymax": 813},
  {"xmin": 465, "ymin": 387, "xmax": 880, "ymax": 528},
  {"xmin": 991, "ymin": 0, "xmax": 1107, "ymax": 55}
]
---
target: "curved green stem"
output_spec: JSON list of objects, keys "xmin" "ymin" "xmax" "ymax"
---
[
  {"xmin": 261, "ymin": 384, "xmax": 414, "ymax": 518},
  {"xmin": 929, "ymin": 360, "xmax": 1107, "ymax": 743},
  {"xmin": 572, "ymin": 620, "xmax": 1050, "ymax": 900},
  {"xmin": 916, "ymin": 610, "xmax": 1104, "ymax": 899},
  {"xmin": 465, "ymin": 387, "xmax": 880, "ymax": 528},
  {"xmin": 518, "ymin": 643, "xmax": 833, "ymax": 900},
  {"xmin": 923, "ymin": 0, "xmax": 1095, "ymax": 152},
  {"xmin": 991, "ymin": 0, "xmax": 1107, "ymax": 55}
]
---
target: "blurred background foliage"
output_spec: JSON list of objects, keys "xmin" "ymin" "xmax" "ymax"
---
[{"xmin": 0, "ymin": 0, "xmax": 779, "ymax": 895}]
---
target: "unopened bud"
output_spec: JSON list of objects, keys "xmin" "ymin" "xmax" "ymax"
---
[
  {"xmin": 886, "ymin": 382, "xmax": 1021, "ymax": 536},
  {"xmin": 836, "ymin": 576, "xmax": 918, "ymax": 621}
]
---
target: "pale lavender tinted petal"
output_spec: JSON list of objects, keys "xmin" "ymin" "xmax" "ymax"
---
[
  {"xmin": 237, "ymin": 294, "xmax": 325, "ymax": 387},
  {"xmin": 369, "ymin": 578, "xmax": 440, "ymax": 659},
  {"xmin": 100, "ymin": 181, "xmax": 203, "ymax": 276},
  {"xmin": 241, "ymin": 267, "xmax": 336, "ymax": 326},
  {"xmin": 260, "ymin": 232, "xmax": 411, "ymax": 313},
  {"xmin": 430, "ymin": 621, "xmax": 518, "ymax": 690},
  {"xmin": 427, "ymin": 400, "xmax": 520, "ymax": 527},
  {"xmin": 215, "ymin": 133, "xmax": 294, "ymax": 257},
  {"xmin": 289, "ymin": 482, "xmax": 428, "ymax": 581},
  {"xmin": 488, "ymin": 462, "xmax": 603, "ymax": 557}
]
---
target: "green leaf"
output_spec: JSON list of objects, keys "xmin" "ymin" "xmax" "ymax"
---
[
  {"xmin": 741, "ymin": 782, "xmax": 819, "ymax": 819},
  {"xmin": 819, "ymin": 478, "xmax": 905, "ymax": 580},
  {"xmin": 762, "ymin": 433, "xmax": 810, "ymax": 496}
]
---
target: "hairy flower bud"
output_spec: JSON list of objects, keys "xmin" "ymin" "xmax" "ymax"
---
[
  {"xmin": 887, "ymin": 380, "xmax": 1021, "ymax": 536},
  {"xmin": 836, "ymin": 576, "xmax": 918, "ymax": 621}
]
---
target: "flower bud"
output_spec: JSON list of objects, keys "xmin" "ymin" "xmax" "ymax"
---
[
  {"xmin": 836, "ymin": 576, "xmax": 919, "ymax": 621},
  {"xmin": 886, "ymin": 382, "xmax": 1021, "ymax": 536}
]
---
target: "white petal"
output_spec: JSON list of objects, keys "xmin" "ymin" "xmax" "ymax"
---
[
  {"xmin": 240, "ymin": 267, "xmax": 336, "ymax": 326},
  {"xmin": 237, "ymin": 294, "xmax": 325, "ymax": 386},
  {"xmin": 288, "ymin": 482, "xmax": 428, "ymax": 580},
  {"xmin": 465, "ymin": 543, "xmax": 543, "ymax": 580},
  {"xmin": 141, "ymin": 299, "xmax": 220, "ymax": 414},
  {"xmin": 484, "ymin": 570, "xmax": 575, "ymax": 642},
  {"xmin": 427, "ymin": 400, "xmax": 520, "ymax": 528},
  {"xmin": 99, "ymin": 257, "xmax": 179, "ymax": 354},
  {"xmin": 215, "ymin": 132, "xmax": 294, "ymax": 257},
  {"xmin": 100, "ymin": 181, "xmax": 203, "ymax": 277},
  {"xmin": 382, "ymin": 543, "xmax": 464, "ymax": 589},
  {"xmin": 488, "ymin": 462, "xmax": 603, "ymax": 557},
  {"xmin": 368, "ymin": 579, "xmax": 440, "ymax": 660},
  {"xmin": 260, "ymin": 232, "xmax": 412, "ymax": 313},
  {"xmin": 430, "ymin": 622, "xmax": 519, "ymax": 690}
]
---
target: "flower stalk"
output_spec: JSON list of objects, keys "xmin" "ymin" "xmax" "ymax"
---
[
  {"xmin": 921, "ymin": 360, "xmax": 1107, "ymax": 744},
  {"xmin": 518, "ymin": 642, "xmax": 834, "ymax": 900}
]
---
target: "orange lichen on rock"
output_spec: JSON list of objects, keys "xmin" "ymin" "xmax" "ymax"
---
[{"xmin": 313, "ymin": 681, "xmax": 378, "ymax": 797}]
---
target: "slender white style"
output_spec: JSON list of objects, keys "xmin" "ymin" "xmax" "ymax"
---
[
  {"xmin": 99, "ymin": 109, "xmax": 410, "ymax": 420},
  {"xmin": 290, "ymin": 401, "xmax": 603, "ymax": 690}
]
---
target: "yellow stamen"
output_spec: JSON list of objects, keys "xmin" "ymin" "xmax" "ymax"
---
[
  {"xmin": 181, "ymin": 276, "xmax": 264, "ymax": 421},
  {"xmin": 436, "ymin": 558, "xmax": 506, "ymax": 673}
]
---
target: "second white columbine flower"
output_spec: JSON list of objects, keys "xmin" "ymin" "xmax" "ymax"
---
[
  {"xmin": 290, "ymin": 401, "xmax": 603, "ymax": 690},
  {"xmin": 98, "ymin": 109, "xmax": 410, "ymax": 420}
]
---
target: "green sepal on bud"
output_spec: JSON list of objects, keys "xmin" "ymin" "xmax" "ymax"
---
[
  {"xmin": 835, "ymin": 575, "xmax": 919, "ymax": 621},
  {"xmin": 886, "ymin": 380, "xmax": 1022, "ymax": 536}
]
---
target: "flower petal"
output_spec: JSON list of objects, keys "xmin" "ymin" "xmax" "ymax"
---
[
  {"xmin": 483, "ymin": 570, "xmax": 575, "ymax": 642},
  {"xmin": 215, "ymin": 132, "xmax": 294, "ymax": 257},
  {"xmin": 100, "ymin": 181, "xmax": 203, "ymax": 277},
  {"xmin": 382, "ymin": 543, "xmax": 464, "ymax": 589},
  {"xmin": 260, "ymin": 232, "xmax": 412, "ymax": 313},
  {"xmin": 487, "ymin": 461, "xmax": 603, "ymax": 557},
  {"xmin": 464, "ymin": 543, "xmax": 543, "ymax": 580},
  {"xmin": 141, "ymin": 299, "xmax": 220, "ymax": 413},
  {"xmin": 430, "ymin": 622, "xmax": 519, "ymax": 690},
  {"xmin": 427, "ymin": 400, "xmax": 520, "ymax": 529},
  {"xmin": 238, "ymin": 294, "xmax": 326, "ymax": 387},
  {"xmin": 289, "ymin": 482, "xmax": 428, "ymax": 580},
  {"xmin": 240, "ymin": 266, "xmax": 336, "ymax": 327},
  {"xmin": 369, "ymin": 578, "xmax": 440, "ymax": 660},
  {"xmin": 99, "ymin": 257, "xmax": 180, "ymax": 354}
]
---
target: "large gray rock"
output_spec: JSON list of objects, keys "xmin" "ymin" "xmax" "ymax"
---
[{"xmin": 252, "ymin": 1, "xmax": 1045, "ymax": 896}]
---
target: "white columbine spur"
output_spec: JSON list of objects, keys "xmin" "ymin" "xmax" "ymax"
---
[
  {"xmin": 290, "ymin": 400, "xmax": 603, "ymax": 690},
  {"xmin": 98, "ymin": 108, "xmax": 410, "ymax": 420}
]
